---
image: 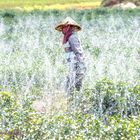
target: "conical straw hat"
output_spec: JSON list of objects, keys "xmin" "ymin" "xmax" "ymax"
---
[{"xmin": 55, "ymin": 17, "xmax": 81, "ymax": 32}]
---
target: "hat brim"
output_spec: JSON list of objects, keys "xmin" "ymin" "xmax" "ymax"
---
[{"xmin": 55, "ymin": 24, "xmax": 81, "ymax": 32}]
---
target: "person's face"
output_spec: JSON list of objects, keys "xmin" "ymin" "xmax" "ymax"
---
[{"xmin": 62, "ymin": 25, "xmax": 70, "ymax": 34}]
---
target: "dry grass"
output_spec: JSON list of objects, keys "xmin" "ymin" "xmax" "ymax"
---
[
  {"xmin": 0, "ymin": 1, "xmax": 101, "ymax": 10},
  {"xmin": 32, "ymin": 91, "xmax": 68, "ymax": 115}
]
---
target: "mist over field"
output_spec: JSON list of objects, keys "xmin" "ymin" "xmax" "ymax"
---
[{"xmin": 0, "ymin": 9, "xmax": 140, "ymax": 93}]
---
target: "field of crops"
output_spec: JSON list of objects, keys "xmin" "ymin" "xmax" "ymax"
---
[
  {"xmin": 0, "ymin": 0, "xmax": 101, "ymax": 10},
  {"xmin": 0, "ymin": 7, "xmax": 140, "ymax": 139}
]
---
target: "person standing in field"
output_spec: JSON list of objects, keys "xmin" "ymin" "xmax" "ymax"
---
[{"xmin": 55, "ymin": 17, "xmax": 86, "ymax": 95}]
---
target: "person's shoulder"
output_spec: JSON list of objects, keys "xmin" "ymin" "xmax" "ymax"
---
[{"xmin": 69, "ymin": 33, "xmax": 78, "ymax": 42}]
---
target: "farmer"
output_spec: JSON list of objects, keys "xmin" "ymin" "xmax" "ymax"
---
[{"xmin": 55, "ymin": 17, "xmax": 86, "ymax": 95}]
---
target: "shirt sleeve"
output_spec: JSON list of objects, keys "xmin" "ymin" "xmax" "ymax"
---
[{"xmin": 68, "ymin": 35, "xmax": 83, "ymax": 62}]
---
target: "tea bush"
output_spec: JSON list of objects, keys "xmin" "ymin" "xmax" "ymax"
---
[
  {"xmin": 0, "ymin": 91, "xmax": 44, "ymax": 139},
  {"xmin": 70, "ymin": 78, "xmax": 140, "ymax": 118},
  {"xmin": 0, "ymin": 78, "xmax": 140, "ymax": 139}
]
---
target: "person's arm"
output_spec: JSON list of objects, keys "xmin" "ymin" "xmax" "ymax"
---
[{"xmin": 69, "ymin": 35, "xmax": 83, "ymax": 62}]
